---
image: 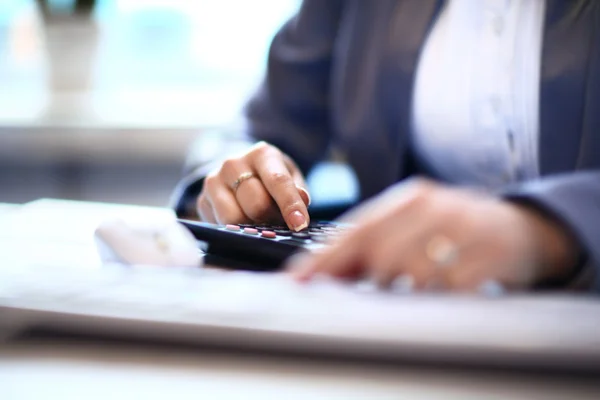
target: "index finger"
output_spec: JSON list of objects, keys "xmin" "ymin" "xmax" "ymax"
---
[{"xmin": 252, "ymin": 149, "xmax": 310, "ymax": 231}]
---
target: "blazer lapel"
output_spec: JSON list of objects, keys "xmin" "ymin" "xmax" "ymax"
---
[
  {"xmin": 575, "ymin": 4, "xmax": 600, "ymax": 170},
  {"xmin": 344, "ymin": 0, "xmax": 442, "ymax": 198},
  {"xmin": 538, "ymin": 0, "xmax": 596, "ymax": 175},
  {"xmin": 377, "ymin": 0, "xmax": 444, "ymax": 181}
]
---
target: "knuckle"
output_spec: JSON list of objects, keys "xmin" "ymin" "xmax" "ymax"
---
[
  {"xmin": 252, "ymin": 141, "xmax": 279, "ymax": 157},
  {"xmin": 411, "ymin": 176, "xmax": 433, "ymax": 187},
  {"xmin": 430, "ymin": 197, "xmax": 460, "ymax": 220},
  {"xmin": 252, "ymin": 140, "xmax": 270, "ymax": 151},
  {"xmin": 269, "ymin": 171, "xmax": 292, "ymax": 188},
  {"xmin": 253, "ymin": 140, "xmax": 269, "ymax": 150},
  {"xmin": 403, "ymin": 179, "xmax": 437, "ymax": 209},
  {"xmin": 203, "ymin": 174, "xmax": 219, "ymax": 191},
  {"xmin": 410, "ymin": 177, "xmax": 435, "ymax": 196},
  {"xmin": 221, "ymin": 158, "xmax": 239, "ymax": 173}
]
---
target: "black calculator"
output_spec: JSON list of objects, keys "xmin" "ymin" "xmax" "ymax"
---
[{"xmin": 178, "ymin": 219, "xmax": 344, "ymax": 270}]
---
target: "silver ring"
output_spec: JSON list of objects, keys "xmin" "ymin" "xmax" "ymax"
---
[
  {"xmin": 231, "ymin": 172, "xmax": 255, "ymax": 193},
  {"xmin": 425, "ymin": 235, "xmax": 458, "ymax": 267}
]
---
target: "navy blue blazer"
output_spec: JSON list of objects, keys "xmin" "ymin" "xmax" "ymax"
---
[{"xmin": 173, "ymin": 0, "xmax": 600, "ymax": 291}]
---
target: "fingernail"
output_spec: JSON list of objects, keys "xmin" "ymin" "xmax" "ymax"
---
[
  {"xmin": 288, "ymin": 210, "xmax": 308, "ymax": 231},
  {"xmin": 297, "ymin": 186, "xmax": 312, "ymax": 207}
]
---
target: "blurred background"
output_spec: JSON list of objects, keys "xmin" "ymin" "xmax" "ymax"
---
[{"xmin": 0, "ymin": 0, "xmax": 300, "ymax": 206}]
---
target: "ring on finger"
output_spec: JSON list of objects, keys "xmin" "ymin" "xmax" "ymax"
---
[
  {"xmin": 231, "ymin": 172, "xmax": 255, "ymax": 194},
  {"xmin": 425, "ymin": 235, "xmax": 459, "ymax": 267}
]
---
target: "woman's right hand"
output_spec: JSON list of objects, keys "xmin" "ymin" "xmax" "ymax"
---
[{"xmin": 197, "ymin": 142, "xmax": 311, "ymax": 231}]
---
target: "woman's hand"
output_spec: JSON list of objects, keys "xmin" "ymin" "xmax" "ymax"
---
[
  {"xmin": 287, "ymin": 178, "xmax": 579, "ymax": 292},
  {"xmin": 197, "ymin": 142, "xmax": 311, "ymax": 231}
]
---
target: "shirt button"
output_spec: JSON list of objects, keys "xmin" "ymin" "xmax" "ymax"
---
[{"xmin": 507, "ymin": 130, "xmax": 515, "ymax": 151}]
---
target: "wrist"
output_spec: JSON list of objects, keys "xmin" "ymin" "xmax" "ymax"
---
[{"xmin": 515, "ymin": 204, "xmax": 580, "ymax": 284}]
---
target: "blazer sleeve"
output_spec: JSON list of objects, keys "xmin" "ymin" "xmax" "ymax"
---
[
  {"xmin": 170, "ymin": 0, "xmax": 343, "ymax": 218},
  {"xmin": 502, "ymin": 171, "xmax": 600, "ymax": 293}
]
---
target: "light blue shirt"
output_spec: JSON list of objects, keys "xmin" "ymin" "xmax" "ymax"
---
[{"xmin": 411, "ymin": 0, "xmax": 546, "ymax": 189}]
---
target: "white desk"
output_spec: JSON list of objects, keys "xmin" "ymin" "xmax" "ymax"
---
[
  {"xmin": 1, "ymin": 338, "xmax": 599, "ymax": 400},
  {"xmin": 1, "ymin": 199, "xmax": 599, "ymax": 399},
  {"xmin": 0, "ymin": 203, "xmax": 17, "ymax": 215}
]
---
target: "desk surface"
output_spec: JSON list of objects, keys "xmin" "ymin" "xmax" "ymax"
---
[
  {"xmin": 2, "ymin": 338, "xmax": 599, "ymax": 400},
  {"xmin": 1, "ymin": 199, "xmax": 600, "ymax": 399},
  {"xmin": 0, "ymin": 203, "xmax": 18, "ymax": 214}
]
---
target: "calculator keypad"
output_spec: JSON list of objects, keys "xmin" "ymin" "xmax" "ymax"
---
[{"xmin": 218, "ymin": 222, "xmax": 344, "ymax": 245}]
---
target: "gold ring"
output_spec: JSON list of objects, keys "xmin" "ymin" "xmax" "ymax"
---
[
  {"xmin": 425, "ymin": 235, "xmax": 458, "ymax": 267},
  {"xmin": 231, "ymin": 172, "xmax": 255, "ymax": 193}
]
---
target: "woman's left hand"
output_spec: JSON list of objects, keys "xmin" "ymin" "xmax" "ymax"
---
[{"xmin": 287, "ymin": 178, "xmax": 579, "ymax": 292}]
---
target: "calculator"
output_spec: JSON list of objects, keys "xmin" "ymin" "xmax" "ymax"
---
[{"xmin": 178, "ymin": 220, "xmax": 345, "ymax": 270}]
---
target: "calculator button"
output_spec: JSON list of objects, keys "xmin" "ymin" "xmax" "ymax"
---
[
  {"xmin": 261, "ymin": 230, "xmax": 276, "ymax": 238},
  {"xmin": 292, "ymin": 232, "xmax": 311, "ymax": 240},
  {"xmin": 243, "ymin": 228, "xmax": 259, "ymax": 235},
  {"xmin": 275, "ymin": 230, "xmax": 292, "ymax": 237},
  {"xmin": 225, "ymin": 224, "xmax": 241, "ymax": 231}
]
